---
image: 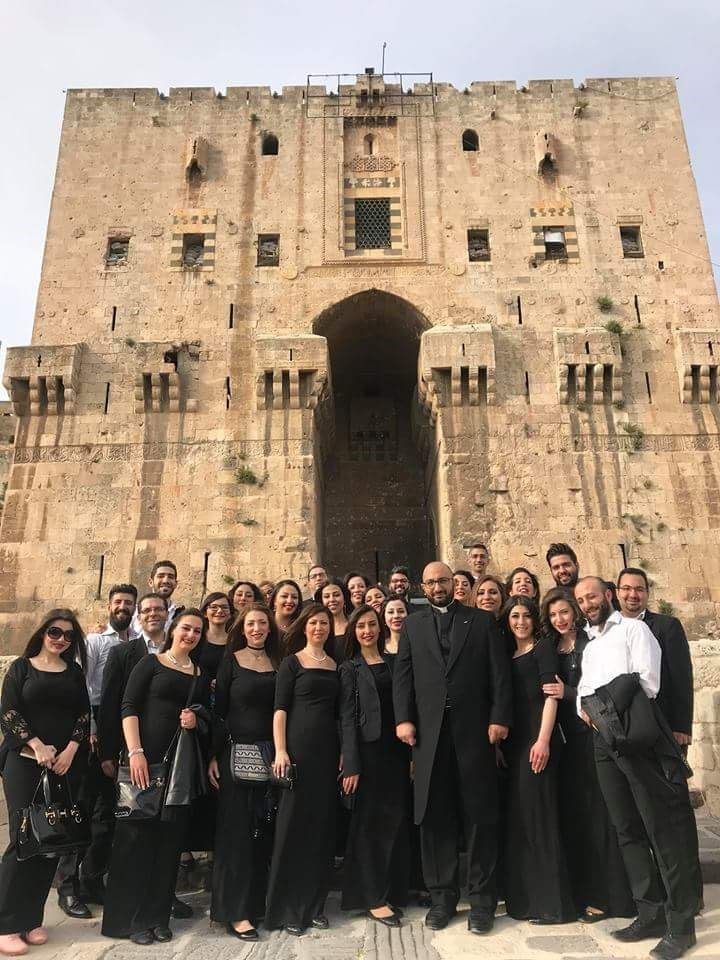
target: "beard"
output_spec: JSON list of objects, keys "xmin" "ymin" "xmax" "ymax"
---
[
  {"xmin": 109, "ymin": 610, "xmax": 132, "ymax": 632},
  {"xmin": 589, "ymin": 597, "xmax": 613, "ymax": 626}
]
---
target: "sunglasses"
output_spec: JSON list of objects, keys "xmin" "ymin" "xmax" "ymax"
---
[{"xmin": 47, "ymin": 626, "xmax": 75, "ymax": 642}]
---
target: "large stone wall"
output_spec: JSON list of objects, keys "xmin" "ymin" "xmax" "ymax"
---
[{"xmin": 1, "ymin": 74, "xmax": 720, "ymax": 647}]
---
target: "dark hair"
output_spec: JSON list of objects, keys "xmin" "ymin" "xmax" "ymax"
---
[
  {"xmin": 258, "ymin": 579, "xmax": 275, "ymax": 594},
  {"xmin": 344, "ymin": 604, "xmax": 384, "ymax": 659},
  {"xmin": 468, "ymin": 542, "xmax": 489, "ymax": 552},
  {"xmin": 606, "ymin": 580, "xmax": 621, "ymax": 611},
  {"xmin": 227, "ymin": 602, "xmax": 281, "ymax": 669},
  {"xmin": 381, "ymin": 594, "xmax": 410, "ymax": 641},
  {"xmin": 200, "ymin": 592, "xmax": 231, "ymax": 632},
  {"xmin": 501, "ymin": 595, "xmax": 542, "ymax": 645},
  {"xmin": 545, "ymin": 543, "xmax": 578, "ymax": 568},
  {"xmin": 227, "ymin": 580, "xmax": 263, "ymax": 610},
  {"xmin": 453, "ymin": 569, "xmax": 474, "ymax": 585},
  {"xmin": 108, "ymin": 583, "xmax": 138, "ymax": 602},
  {"xmin": 389, "ymin": 565, "xmax": 410, "ymax": 579},
  {"xmin": 161, "ymin": 607, "xmax": 207, "ymax": 653},
  {"xmin": 364, "ymin": 584, "xmax": 389, "ymax": 603},
  {"xmin": 137, "ymin": 591, "xmax": 168, "ymax": 613},
  {"xmin": 505, "ymin": 566, "xmax": 540, "ymax": 599},
  {"xmin": 150, "ymin": 560, "xmax": 177, "ymax": 579},
  {"xmin": 268, "ymin": 579, "xmax": 303, "ymax": 625},
  {"xmin": 345, "ymin": 571, "xmax": 370, "ymax": 590},
  {"xmin": 308, "ymin": 564, "xmax": 327, "ymax": 577},
  {"xmin": 617, "ymin": 567, "xmax": 650, "ymax": 590},
  {"xmin": 314, "ymin": 577, "xmax": 352, "ymax": 616},
  {"xmin": 541, "ymin": 587, "xmax": 583, "ymax": 645},
  {"xmin": 470, "ymin": 575, "xmax": 507, "ymax": 613},
  {"xmin": 23, "ymin": 608, "xmax": 87, "ymax": 671},
  {"xmin": 283, "ymin": 603, "xmax": 334, "ymax": 657}
]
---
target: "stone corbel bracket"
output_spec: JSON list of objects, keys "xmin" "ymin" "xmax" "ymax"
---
[
  {"xmin": 534, "ymin": 130, "xmax": 557, "ymax": 173},
  {"xmin": 132, "ymin": 341, "xmax": 199, "ymax": 413},
  {"xmin": 3, "ymin": 343, "xmax": 82, "ymax": 416},
  {"xmin": 674, "ymin": 329, "xmax": 720, "ymax": 403},
  {"xmin": 255, "ymin": 334, "xmax": 331, "ymax": 412},
  {"xmin": 553, "ymin": 328, "xmax": 622, "ymax": 405},
  {"xmin": 186, "ymin": 136, "xmax": 209, "ymax": 179},
  {"xmin": 418, "ymin": 324, "xmax": 497, "ymax": 424}
]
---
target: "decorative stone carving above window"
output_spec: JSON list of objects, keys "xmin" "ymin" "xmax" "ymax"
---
[
  {"xmin": 255, "ymin": 335, "xmax": 330, "ymax": 412},
  {"xmin": 132, "ymin": 341, "xmax": 199, "ymax": 413},
  {"xmin": 674, "ymin": 329, "xmax": 720, "ymax": 403},
  {"xmin": 348, "ymin": 155, "xmax": 395, "ymax": 173},
  {"xmin": 3, "ymin": 344, "xmax": 82, "ymax": 416},
  {"xmin": 418, "ymin": 325, "xmax": 496, "ymax": 424},
  {"xmin": 554, "ymin": 329, "xmax": 622, "ymax": 405}
]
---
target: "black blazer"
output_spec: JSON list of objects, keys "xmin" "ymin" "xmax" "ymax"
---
[
  {"xmin": 393, "ymin": 604, "xmax": 512, "ymax": 824},
  {"xmin": 643, "ymin": 610, "xmax": 694, "ymax": 736},
  {"xmin": 97, "ymin": 636, "xmax": 149, "ymax": 762},
  {"xmin": 339, "ymin": 654, "xmax": 394, "ymax": 776}
]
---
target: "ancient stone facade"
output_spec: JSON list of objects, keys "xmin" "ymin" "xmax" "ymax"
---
[{"xmin": 2, "ymin": 73, "xmax": 720, "ymax": 649}]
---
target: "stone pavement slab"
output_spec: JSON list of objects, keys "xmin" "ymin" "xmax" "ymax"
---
[{"xmin": 16, "ymin": 883, "xmax": 720, "ymax": 960}]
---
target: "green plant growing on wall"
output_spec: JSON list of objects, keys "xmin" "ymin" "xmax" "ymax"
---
[
  {"xmin": 235, "ymin": 467, "xmax": 258, "ymax": 485},
  {"xmin": 622, "ymin": 422, "xmax": 644, "ymax": 450},
  {"xmin": 240, "ymin": 517, "xmax": 259, "ymax": 526},
  {"xmin": 221, "ymin": 574, "xmax": 235, "ymax": 586},
  {"xmin": 656, "ymin": 521, "xmax": 668, "ymax": 532},
  {"xmin": 597, "ymin": 295, "xmax": 614, "ymax": 313},
  {"xmin": 657, "ymin": 599, "xmax": 675, "ymax": 617},
  {"xmin": 604, "ymin": 319, "xmax": 624, "ymax": 336},
  {"xmin": 124, "ymin": 337, "xmax": 136, "ymax": 347}
]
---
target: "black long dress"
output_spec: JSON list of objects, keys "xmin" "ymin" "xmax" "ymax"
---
[
  {"xmin": 210, "ymin": 657, "xmax": 276, "ymax": 924},
  {"xmin": 556, "ymin": 640, "xmax": 635, "ymax": 917},
  {"xmin": 264, "ymin": 656, "xmax": 339, "ymax": 930},
  {"xmin": 0, "ymin": 658, "xmax": 90, "ymax": 935},
  {"xmin": 502, "ymin": 639, "xmax": 575, "ymax": 922},
  {"xmin": 102, "ymin": 658, "xmax": 211, "ymax": 938},
  {"xmin": 340, "ymin": 660, "xmax": 410, "ymax": 911}
]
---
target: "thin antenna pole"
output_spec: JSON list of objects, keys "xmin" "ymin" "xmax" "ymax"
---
[{"xmin": 381, "ymin": 41, "xmax": 387, "ymax": 74}]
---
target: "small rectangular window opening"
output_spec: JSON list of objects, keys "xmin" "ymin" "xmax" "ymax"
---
[
  {"xmin": 96, "ymin": 554, "xmax": 105, "ymax": 599},
  {"xmin": 103, "ymin": 383, "xmax": 110, "ymax": 415},
  {"xmin": 106, "ymin": 237, "xmax": 129, "ymax": 265},
  {"xmin": 543, "ymin": 227, "xmax": 566, "ymax": 260},
  {"xmin": 111, "ymin": 306, "xmax": 117, "ymax": 332},
  {"xmin": 517, "ymin": 296, "xmax": 523, "ymax": 325},
  {"xmin": 620, "ymin": 226, "xmax": 644, "ymax": 259},
  {"xmin": 524, "ymin": 371, "xmax": 530, "ymax": 402},
  {"xmin": 645, "ymin": 372, "xmax": 653, "ymax": 403},
  {"xmin": 228, "ymin": 304, "xmax": 234, "ymax": 330},
  {"xmin": 354, "ymin": 199, "xmax": 391, "ymax": 250},
  {"xmin": 658, "ymin": 261, "xmax": 664, "ymax": 270},
  {"xmin": 584, "ymin": 341, "xmax": 590, "ymax": 355},
  {"xmin": 257, "ymin": 234, "xmax": 280, "ymax": 267},
  {"xmin": 467, "ymin": 229, "xmax": 490, "ymax": 262},
  {"xmin": 182, "ymin": 233, "xmax": 205, "ymax": 268},
  {"xmin": 202, "ymin": 552, "xmax": 210, "ymax": 598}
]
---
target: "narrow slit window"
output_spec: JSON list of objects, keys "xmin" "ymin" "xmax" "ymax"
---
[
  {"xmin": 257, "ymin": 234, "xmax": 280, "ymax": 267},
  {"xmin": 462, "ymin": 129, "xmax": 479, "ymax": 151},
  {"xmin": 620, "ymin": 226, "xmax": 644, "ymax": 259},
  {"xmin": 182, "ymin": 233, "xmax": 205, "ymax": 268},
  {"xmin": 517, "ymin": 295, "xmax": 523, "ymax": 325},
  {"xmin": 645, "ymin": 371, "xmax": 652, "ymax": 403},
  {"xmin": 618, "ymin": 543, "xmax": 628, "ymax": 568},
  {"xmin": 524, "ymin": 371, "xmax": 530, "ymax": 402},
  {"xmin": 96, "ymin": 554, "xmax": 105, "ymax": 599},
  {"xmin": 106, "ymin": 237, "xmax": 129, "ymax": 265},
  {"xmin": 363, "ymin": 134, "xmax": 374, "ymax": 156},
  {"xmin": 354, "ymin": 199, "xmax": 391, "ymax": 250},
  {"xmin": 634, "ymin": 295, "xmax": 641, "ymax": 324},
  {"xmin": 225, "ymin": 376, "xmax": 232, "ymax": 410},
  {"xmin": 467, "ymin": 229, "xmax": 490, "ymax": 262},
  {"xmin": 543, "ymin": 227, "xmax": 566, "ymax": 260},
  {"xmin": 228, "ymin": 304, "xmax": 234, "ymax": 329},
  {"xmin": 202, "ymin": 552, "xmax": 210, "ymax": 597},
  {"xmin": 103, "ymin": 383, "xmax": 110, "ymax": 415}
]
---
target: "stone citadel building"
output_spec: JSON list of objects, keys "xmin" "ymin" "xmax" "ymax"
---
[{"xmin": 2, "ymin": 71, "xmax": 720, "ymax": 649}]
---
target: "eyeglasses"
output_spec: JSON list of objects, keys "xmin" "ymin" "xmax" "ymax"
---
[
  {"xmin": 618, "ymin": 585, "xmax": 647, "ymax": 594},
  {"xmin": 47, "ymin": 626, "xmax": 74, "ymax": 642},
  {"xmin": 139, "ymin": 606, "xmax": 167, "ymax": 616},
  {"xmin": 422, "ymin": 577, "xmax": 453, "ymax": 588},
  {"xmin": 207, "ymin": 604, "xmax": 231, "ymax": 613}
]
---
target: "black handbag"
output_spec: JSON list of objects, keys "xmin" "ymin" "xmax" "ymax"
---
[
  {"xmin": 229, "ymin": 740, "xmax": 297, "ymax": 790},
  {"xmin": 16, "ymin": 769, "xmax": 90, "ymax": 862}
]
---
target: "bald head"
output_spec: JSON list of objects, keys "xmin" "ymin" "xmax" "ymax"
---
[
  {"xmin": 421, "ymin": 561, "xmax": 454, "ymax": 606},
  {"xmin": 574, "ymin": 575, "xmax": 613, "ymax": 627}
]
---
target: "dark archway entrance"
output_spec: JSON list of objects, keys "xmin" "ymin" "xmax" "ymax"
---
[{"xmin": 314, "ymin": 290, "xmax": 433, "ymax": 584}]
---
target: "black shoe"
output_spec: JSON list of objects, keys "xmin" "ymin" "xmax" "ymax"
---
[
  {"xmin": 171, "ymin": 896, "xmax": 193, "ymax": 919},
  {"xmin": 468, "ymin": 910, "xmax": 494, "ymax": 934},
  {"xmin": 417, "ymin": 891, "xmax": 432, "ymax": 908},
  {"xmin": 612, "ymin": 916, "xmax": 667, "ymax": 942},
  {"xmin": 226, "ymin": 923, "xmax": 258, "ymax": 941},
  {"xmin": 311, "ymin": 915, "xmax": 329, "ymax": 929},
  {"xmin": 367, "ymin": 910, "xmax": 401, "ymax": 928},
  {"xmin": 528, "ymin": 917, "xmax": 564, "ymax": 925},
  {"xmin": 78, "ymin": 870, "xmax": 106, "ymax": 906},
  {"xmin": 57, "ymin": 894, "xmax": 92, "ymax": 920},
  {"xmin": 284, "ymin": 924, "xmax": 305, "ymax": 936},
  {"xmin": 391, "ymin": 907, "xmax": 405, "ymax": 918},
  {"xmin": 579, "ymin": 908, "xmax": 608, "ymax": 924},
  {"xmin": 151, "ymin": 927, "xmax": 172, "ymax": 943},
  {"xmin": 130, "ymin": 930, "xmax": 155, "ymax": 946},
  {"xmin": 650, "ymin": 933, "xmax": 697, "ymax": 959},
  {"xmin": 424, "ymin": 906, "xmax": 456, "ymax": 930}
]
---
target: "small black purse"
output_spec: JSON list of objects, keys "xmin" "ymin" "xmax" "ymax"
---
[
  {"xmin": 17, "ymin": 769, "xmax": 90, "ymax": 862},
  {"xmin": 229, "ymin": 740, "xmax": 297, "ymax": 790}
]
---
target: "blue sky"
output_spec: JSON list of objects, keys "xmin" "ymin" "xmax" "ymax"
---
[{"xmin": 1, "ymin": 0, "xmax": 718, "ymax": 377}]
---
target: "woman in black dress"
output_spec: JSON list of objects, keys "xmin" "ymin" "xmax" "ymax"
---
[
  {"xmin": 339, "ymin": 605, "xmax": 410, "ymax": 926},
  {"xmin": 102, "ymin": 610, "xmax": 211, "ymax": 945},
  {"xmin": 198, "ymin": 592, "xmax": 232, "ymax": 683},
  {"xmin": 381, "ymin": 595, "xmax": 410, "ymax": 659},
  {"xmin": 540, "ymin": 588, "xmax": 634, "ymax": 922},
  {"xmin": 471, "ymin": 575, "xmax": 506, "ymax": 618},
  {"xmin": 0, "ymin": 610, "xmax": 89, "ymax": 956},
  {"xmin": 315, "ymin": 578, "xmax": 351, "ymax": 664},
  {"xmin": 269, "ymin": 579, "xmax": 303, "ymax": 637},
  {"xmin": 345, "ymin": 572, "xmax": 370, "ymax": 611},
  {"xmin": 265, "ymin": 603, "xmax": 340, "ymax": 936},
  {"xmin": 505, "ymin": 566, "xmax": 540, "ymax": 601},
  {"xmin": 209, "ymin": 604, "xmax": 280, "ymax": 940},
  {"xmin": 500, "ymin": 596, "xmax": 575, "ymax": 924}
]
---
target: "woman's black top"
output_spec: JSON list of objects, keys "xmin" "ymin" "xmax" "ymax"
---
[
  {"xmin": 197, "ymin": 640, "xmax": 226, "ymax": 683},
  {"xmin": 0, "ymin": 657, "xmax": 90, "ymax": 756},
  {"xmin": 213, "ymin": 655, "xmax": 275, "ymax": 753},
  {"xmin": 556, "ymin": 628, "xmax": 590, "ymax": 738},
  {"xmin": 121, "ymin": 657, "xmax": 211, "ymax": 763}
]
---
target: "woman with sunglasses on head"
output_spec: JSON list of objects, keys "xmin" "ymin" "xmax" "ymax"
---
[
  {"xmin": 540, "ymin": 588, "xmax": 634, "ymax": 924},
  {"xmin": 268, "ymin": 580, "xmax": 303, "ymax": 638},
  {"xmin": 471, "ymin": 575, "xmax": 507, "ymax": 619},
  {"xmin": 102, "ymin": 611, "xmax": 211, "ymax": 946},
  {"xmin": 209, "ymin": 604, "xmax": 281, "ymax": 941},
  {"xmin": 345, "ymin": 573, "xmax": 371, "ymax": 611},
  {"xmin": 339, "ymin": 605, "xmax": 410, "ymax": 926},
  {"xmin": 0, "ymin": 610, "xmax": 90, "ymax": 957},
  {"xmin": 264, "ymin": 604, "xmax": 340, "ymax": 936},
  {"xmin": 500, "ymin": 595, "xmax": 574, "ymax": 925}
]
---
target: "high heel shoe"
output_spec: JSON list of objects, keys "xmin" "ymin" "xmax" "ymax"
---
[
  {"xmin": 366, "ymin": 909, "xmax": 400, "ymax": 928},
  {"xmin": 226, "ymin": 923, "xmax": 258, "ymax": 941}
]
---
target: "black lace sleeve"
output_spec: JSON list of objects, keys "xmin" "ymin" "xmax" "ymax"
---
[
  {"xmin": 0, "ymin": 658, "xmax": 34, "ymax": 748},
  {"xmin": 69, "ymin": 664, "xmax": 91, "ymax": 745}
]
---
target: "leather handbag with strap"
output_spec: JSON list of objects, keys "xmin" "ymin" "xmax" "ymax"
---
[
  {"xmin": 229, "ymin": 739, "xmax": 297, "ymax": 790},
  {"xmin": 17, "ymin": 769, "xmax": 90, "ymax": 862}
]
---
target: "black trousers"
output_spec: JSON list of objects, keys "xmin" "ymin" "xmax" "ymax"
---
[
  {"xmin": 420, "ymin": 717, "xmax": 497, "ymax": 914},
  {"xmin": 594, "ymin": 734, "xmax": 700, "ymax": 937},
  {"xmin": 0, "ymin": 753, "xmax": 79, "ymax": 934}
]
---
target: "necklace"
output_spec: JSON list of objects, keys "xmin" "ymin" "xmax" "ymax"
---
[
  {"xmin": 167, "ymin": 651, "xmax": 193, "ymax": 670},
  {"xmin": 247, "ymin": 644, "xmax": 266, "ymax": 659},
  {"xmin": 307, "ymin": 649, "xmax": 327, "ymax": 663}
]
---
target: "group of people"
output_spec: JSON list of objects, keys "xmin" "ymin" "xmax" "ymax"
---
[{"xmin": 0, "ymin": 542, "xmax": 703, "ymax": 960}]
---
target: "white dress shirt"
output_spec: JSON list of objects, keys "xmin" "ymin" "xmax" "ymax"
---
[{"xmin": 577, "ymin": 609, "xmax": 662, "ymax": 715}]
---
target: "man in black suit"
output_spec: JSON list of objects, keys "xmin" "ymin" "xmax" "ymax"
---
[
  {"xmin": 393, "ymin": 561, "xmax": 512, "ymax": 934},
  {"xmin": 616, "ymin": 568, "xmax": 694, "ymax": 747}
]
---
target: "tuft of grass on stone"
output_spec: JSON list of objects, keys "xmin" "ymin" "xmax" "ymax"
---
[
  {"xmin": 622, "ymin": 422, "xmax": 644, "ymax": 451},
  {"xmin": 235, "ymin": 467, "xmax": 258, "ymax": 485},
  {"xmin": 597, "ymin": 295, "xmax": 614, "ymax": 313},
  {"xmin": 657, "ymin": 599, "xmax": 675, "ymax": 617}
]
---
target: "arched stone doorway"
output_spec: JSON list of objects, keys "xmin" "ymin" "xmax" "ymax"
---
[{"xmin": 314, "ymin": 290, "xmax": 434, "ymax": 583}]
